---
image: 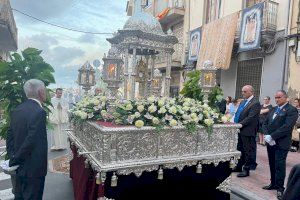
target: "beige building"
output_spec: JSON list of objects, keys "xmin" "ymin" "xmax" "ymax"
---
[
  {"xmin": 127, "ymin": 0, "xmax": 293, "ymax": 101},
  {"xmin": 0, "ymin": 0, "xmax": 18, "ymax": 61},
  {"xmin": 287, "ymin": 0, "xmax": 300, "ymax": 99}
]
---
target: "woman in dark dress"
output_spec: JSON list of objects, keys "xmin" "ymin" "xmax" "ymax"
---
[{"xmin": 258, "ymin": 96, "xmax": 272, "ymax": 145}]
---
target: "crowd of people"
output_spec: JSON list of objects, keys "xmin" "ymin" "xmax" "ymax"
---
[{"xmin": 2, "ymin": 79, "xmax": 300, "ymax": 200}]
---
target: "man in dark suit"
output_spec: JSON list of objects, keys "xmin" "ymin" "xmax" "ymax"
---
[
  {"xmin": 233, "ymin": 85, "xmax": 260, "ymax": 177},
  {"xmin": 262, "ymin": 90, "xmax": 298, "ymax": 200},
  {"xmin": 6, "ymin": 79, "xmax": 48, "ymax": 200}
]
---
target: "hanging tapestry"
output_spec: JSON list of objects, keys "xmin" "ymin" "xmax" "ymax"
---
[
  {"xmin": 197, "ymin": 12, "xmax": 239, "ymax": 70},
  {"xmin": 238, "ymin": 2, "xmax": 264, "ymax": 52},
  {"xmin": 188, "ymin": 27, "xmax": 202, "ymax": 62}
]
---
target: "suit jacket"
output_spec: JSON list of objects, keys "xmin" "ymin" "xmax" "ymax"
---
[
  {"xmin": 237, "ymin": 97, "xmax": 261, "ymax": 137},
  {"xmin": 282, "ymin": 163, "xmax": 300, "ymax": 200},
  {"xmin": 262, "ymin": 103, "xmax": 298, "ymax": 150},
  {"xmin": 6, "ymin": 99, "xmax": 48, "ymax": 177}
]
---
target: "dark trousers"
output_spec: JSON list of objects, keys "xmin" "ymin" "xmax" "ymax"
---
[
  {"xmin": 266, "ymin": 145, "xmax": 288, "ymax": 191},
  {"xmin": 15, "ymin": 176, "xmax": 45, "ymax": 200},
  {"xmin": 236, "ymin": 134, "xmax": 257, "ymax": 170}
]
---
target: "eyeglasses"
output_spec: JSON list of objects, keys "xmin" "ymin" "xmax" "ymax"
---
[{"xmin": 275, "ymin": 96, "xmax": 283, "ymax": 99}]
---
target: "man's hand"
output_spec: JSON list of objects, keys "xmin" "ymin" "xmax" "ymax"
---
[{"xmin": 264, "ymin": 135, "xmax": 276, "ymax": 146}]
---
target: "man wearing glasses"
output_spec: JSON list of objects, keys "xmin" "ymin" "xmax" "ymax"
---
[
  {"xmin": 262, "ymin": 90, "xmax": 298, "ymax": 200},
  {"xmin": 233, "ymin": 85, "xmax": 260, "ymax": 177}
]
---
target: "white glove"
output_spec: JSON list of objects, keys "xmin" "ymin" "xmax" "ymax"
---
[
  {"xmin": 269, "ymin": 139, "xmax": 276, "ymax": 146},
  {"xmin": 264, "ymin": 135, "xmax": 272, "ymax": 143},
  {"xmin": 0, "ymin": 160, "xmax": 19, "ymax": 172}
]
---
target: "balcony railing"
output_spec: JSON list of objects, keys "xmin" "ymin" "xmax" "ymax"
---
[
  {"xmin": 168, "ymin": 0, "xmax": 185, "ymax": 9},
  {"xmin": 0, "ymin": 0, "xmax": 18, "ymax": 51},
  {"xmin": 235, "ymin": 0, "xmax": 278, "ymax": 44}
]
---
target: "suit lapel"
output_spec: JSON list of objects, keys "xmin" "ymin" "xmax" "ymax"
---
[
  {"xmin": 271, "ymin": 104, "xmax": 289, "ymax": 123},
  {"xmin": 241, "ymin": 98, "xmax": 255, "ymax": 114}
]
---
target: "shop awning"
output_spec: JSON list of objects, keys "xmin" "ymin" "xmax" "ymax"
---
[{"xmin": 197, "ymin": 12, "xmax": 239, "ymax": 70}]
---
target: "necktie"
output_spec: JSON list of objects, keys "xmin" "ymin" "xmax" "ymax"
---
[
  {"xmin": 234, "ymin": 100, "xmax": 248, "ymax": 123},
  {"xmin": 272, "ymin": 107, "xmax": 280, "ymax": 119}
]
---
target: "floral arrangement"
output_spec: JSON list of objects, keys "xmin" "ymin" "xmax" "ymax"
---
[
  {"xmin": 70, "ymin": 95, "xmax": 112, "ymax": 122},
  {"xmin": 113, "ymin": 96, "xmax": 230, "ymax": 133}
]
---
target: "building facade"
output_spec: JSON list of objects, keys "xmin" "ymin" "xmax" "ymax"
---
[
  {"xmin": 0, "ymin": 0, "xmax": 18, "ymax": 61},
  {"xmin": 127, "ymin": 0, "xmax": 293, "ymax": 102},
  {"xmin": 287, "ymin": 0, "xmax": 300, "ymax": 99}
]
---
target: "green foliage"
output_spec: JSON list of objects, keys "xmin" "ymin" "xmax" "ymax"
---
[
  {"xmin": 208, "ymin": 86, "xmax": 224, "ymax": 109},
  {"xmin": 180, "ymin": 70, "xmax": 203, "ymax": 102},
  {"xmin": 0, "ymin": 48, "xmax": 55, "ymax": 140}
]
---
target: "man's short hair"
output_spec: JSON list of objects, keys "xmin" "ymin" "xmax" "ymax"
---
[
  {"xmin": 277, "ymin": 90, "xmax": 288, "ymax": 98},
  {"xmin": 23, "ymin": 79, "xmax": 45, "ymax": 99},
  {"xmin": 56, "ymin": 88, "xmax": 63, "ymax": 93}
]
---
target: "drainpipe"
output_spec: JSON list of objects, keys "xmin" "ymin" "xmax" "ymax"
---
[{"xmin": 282, "ymin": 0, "xmax": 292, "ymax": 90}]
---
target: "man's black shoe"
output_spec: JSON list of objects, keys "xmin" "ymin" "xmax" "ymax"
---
[
  {"xmin": 262, "ymin": 184, "xmax": 279, "ymax": 190},
  {"xmin": 232, "ymin": 167, "xmax": 242, "ymax": 172},
  {"xmin": 237, "ymin": 170, "xmax": 249, "ymax": 177},
  {"xmin": 277, "ymin": 190, "xmax": 283, "ymax": 200}
]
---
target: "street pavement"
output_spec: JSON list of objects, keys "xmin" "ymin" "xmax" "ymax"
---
[
  {"xmin": 0, "ymin": 134, "xmax": 74, "ymax": 200},
  {"xmin": 232, "ymin": 144, "xmax": 300, "ymax": 200}
]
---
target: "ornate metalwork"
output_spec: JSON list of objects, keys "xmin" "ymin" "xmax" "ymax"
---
[
  {"xmin": 216, "ymin": 175, "xmax": 231, "ymax": 194},
  {"xmin": 68, "ymin": 122, "xmax": 241, "ymax": 178}
]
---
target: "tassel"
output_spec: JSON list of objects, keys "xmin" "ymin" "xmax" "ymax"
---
[
  {"xmin": 157, "ymin": 167, "xmax": 163, "ymax": 180},
  {"xmin": 196, "ymin": 163, "xmax": 202, "ymax": 174},
  {"xmin": 230, "ymin": 158, "xmax": 236, "ymax": 169},
  {"xmin": 111, "ymin": 172, "xmax": 118, "ymax": 187},
  {"xmin": 84, "ymin": 160, "xmax": 89, "ymax": 168},
  {"xmin": 96, "ymin": 173, "xmax": 101, "ymax": 185}
]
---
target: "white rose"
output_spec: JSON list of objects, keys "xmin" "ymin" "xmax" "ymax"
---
[
  {"xmin": 148, "ymin": 105, "xmax": 157, "ymax": 113},
  {"xmin": 204, "ymin": 119, "xmax": 214, "ymax": 126},
  {"xmin": 169, "ymin": 119, "xmax": 178, "ymax": 127},
  {"xmin": 137, "ymin": 105, "xmax": 144, "ymax": 112},
  {"xmin": 125, "ymin": 104, "xmax": 133, "ymax": 111},
  {"xmin": 158, "ymin": 100, "xmax": 165, "ymax": 107},
  {"xmin": 147, "ymin": 96, "xmax": 155, "ymax": 103},
  {"xmin": 169, "ymin": 106, "xmax": 177, "ymax": 115},
  {"xmin": 152, "ymin": 117, "xmax": 160, "ymax": 125},
  {"xmin": 158, "ymin": 107, "xmax": 167, "ymax": 114},
  {"xmin": 134, "ymin": 112, "xmax": 141, "ymax": 118},
  {"xmin": 221, "ymin": 115, "xmax": 229, "ymax": 123}
]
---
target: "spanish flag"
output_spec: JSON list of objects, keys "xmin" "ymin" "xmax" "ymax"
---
[{"xmin": 156, "ymin": 8, "xmax": 170, "ymax": 20}]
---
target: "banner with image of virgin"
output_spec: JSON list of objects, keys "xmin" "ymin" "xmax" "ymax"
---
[
  {"xmin": 238, "ymin": 2, "xmax": 264, "ymax": 52},
  {"xmin": 188, "ymin": 27, "xmax": 201, "ymax": 62}
]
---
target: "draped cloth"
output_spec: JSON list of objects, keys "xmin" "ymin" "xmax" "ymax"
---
[
  {"xmin": 49, "ymin": 97, "xmax": 69, "ymax": 150},
  {"xmin": 197, "ymin": 12, "xmax": 239, "ymax": 70}
]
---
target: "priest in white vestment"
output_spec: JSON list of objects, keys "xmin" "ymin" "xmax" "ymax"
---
[{"xmin": 49, "ymin": 88, "xmax": 69, "ymax": 150}]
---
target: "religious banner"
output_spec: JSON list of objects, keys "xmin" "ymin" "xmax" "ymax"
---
[
  {"xmin": 238, "ymin": 2, "xmax": 264, "ymax": 52},
  {"xmin": 197, "ymin": 12, "xmax": 239, "ymax": 70},
  {"xmin": 188, "ymin": 27, "xmax": 202, "ymax": 62}
]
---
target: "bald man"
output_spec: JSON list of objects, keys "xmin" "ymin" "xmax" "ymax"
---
[{"xmin": 233, "ymin": 85, "xmax": 260, "ymax": 177}]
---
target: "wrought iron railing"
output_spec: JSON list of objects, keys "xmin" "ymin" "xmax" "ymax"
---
[{"xmin": 0, "ymin": 0, "xmax": 18, "ymax": 47}]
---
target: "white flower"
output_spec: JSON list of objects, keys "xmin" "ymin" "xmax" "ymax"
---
[
  {"xmin": 190, "ymin": 113, "xmax": 198, "ymax": 119},
  {"xmin": 193, "ymin": 117, "xmax": 199, "ymax": 123},
  {"xmin": 182, "ymin": 114, "xmax": 191, "ymax": 120},
  {"xmin": 169, "ymin": 99, "xmax": 176, "ymax": 105},
  {"xmin": 127, "ymin": 116, "xmax": 134, "ymax": 124},
  {"xmin": 169, "ymin": 119, "xmax": 178, "ymax": 127},
  {"xmin": 165, "ymin": 114, "xmax": 173, "ymax": 121},
  {"xmin": 204, "ymin": 119, "xmax": 214, "ymax": 126},
  {"xmin": 147, "ymin": 96, "xmax": 155, "ymax": 103},
  {"xmin": 134, "ymin": 112, "xmax": 141, "ymax": 118},
  {"xmin": 4, "ymin": 80, "xmax": 9, "ymax": 84},
  {"xmin": 198, "ymin": 114, "xmax": 204, "ymax": 121},
  {"xmin": 125, "ymin": 104, "xmax": 133, "ymax": 111},
  {"xmin": 80, "ymin": 112, "xmax": 88, "ymax": 120},
  {"xmin": 101, "ymin": 110, "xmax": 107, "ymax": 116},
  {"xmin": 144, "ymin": 112, "xmax": 154, "ymax": 120},
  {"xmin": 137, "ymin": 105, "xmax": 144, "ymax": 112},
  {"xmin": 158, "ymin": 107, "xmax": 167, "ymax": 114},
  {"xmin": 135, "ymin": 120, "xmax": 144, "ymax": 128},
  {"xmin": 11, "ymin": 81, "xmax": 17, "ymax": 85},
  {"xmin": 183, "ymin": 102, "xmax": 190, "ymax": 107},
  {"xmin": 93, "ymin": 99, "xmax": 100, "ymax": 105},
  {"xmin": 148, "ymin": 105, "xmax": 157, "ymax": 113},
  {"xmin": 221, "ymin": 115, "xmax": 229, "ymax": 123},
  {"xmin": 169, "ymin": 106, "xmax": 177, "ymax": 115},
  {"xmin": 14, "ymin": 70, "xmax": 19, "ymax": 73},
  {"xmin": 101, "ymin": 96, "xmax": 107, "ymax": 102},
  {"xmin": 88, "ymin": 113, "xmax": 94, "ymax": 119},
  {"xmin": 158, "ymin": 100, "xmax": 165, "ymax": 107},
  {"xmin": 182, "ymin": 106, "xmax": 190, "ymax": 112},
  {"xmin": 152, "ymin": 117, "xmax": 160, "ymax": 125}
]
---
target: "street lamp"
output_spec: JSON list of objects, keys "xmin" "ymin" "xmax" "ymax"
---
[
  {"xmin": 199, "ymin": 60, "xmax": 217, "ymax": 103},
  {"xmin": 152, "ymin": 68, "xmax": 163, "ymax": 97},
  {"xmin": 78, "ymin": 61, "xmax": 96, "ymax": 95}
]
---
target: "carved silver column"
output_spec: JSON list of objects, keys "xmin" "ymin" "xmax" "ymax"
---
[
  {"xmin": 130, "ymin": 48, "xmax": 137, "ymax": 100},
  {"xmin": 149, "ymin": 54, "xmax": 156, "ymax": 96},
  {"xmin": 143, "ymin": 55, "xmax": 150, "ymax": 97},
  {"xmin": 123, "ymin": 49, "xmax": 129, "ymax": 99},
  {"xmin": 164, "ymin": 51, "xmax": 172, "ymax": 97}
]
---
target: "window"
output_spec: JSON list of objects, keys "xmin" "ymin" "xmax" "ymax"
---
[
  {"xmin": 235, "ymin": 59, "xmax": 263, "ymax": 99},
  {"xmin": 205, "ymin": 0, "xmax": 221, "ymax": 24},
  {"xmin": 246, "ymin": 0, "xmax": 263, "ymax": 7}
]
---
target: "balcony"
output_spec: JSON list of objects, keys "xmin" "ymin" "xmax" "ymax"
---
[
  {"xmin": 159, "ymin": 0, "xmax": 185, "ymax": 26},
  {"xmin": 0, "ymin": 0, "xmax": 18, "ymax": 51},
  {"xmin": 235, "ymin": 0, "xmax": 278, "ymax": 46}
]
